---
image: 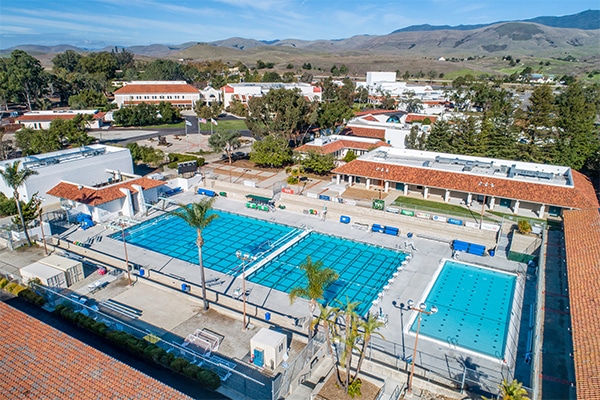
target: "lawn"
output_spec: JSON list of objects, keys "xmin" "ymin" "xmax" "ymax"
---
[
  {"xmin": 201, "ymin": 119, "xmax": 248, "ymax": 131},
  {"xmin": 391, "ymin": 195, "xmax": 497, "ymax": 222}
]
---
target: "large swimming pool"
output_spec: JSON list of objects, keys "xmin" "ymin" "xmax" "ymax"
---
[
  {"xmin": 117, "ymin": 209, "xmax": 407, "ymax": 315},
  {"xmin": 412, "ymin": 260, "xmax": 516, "ymax": 359}
]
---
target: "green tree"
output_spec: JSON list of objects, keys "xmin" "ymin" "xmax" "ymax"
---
[
  {"xmin": 343, "ymin": 150, "xmax": 358, "ymax": 163},
  {"xmin": 289, "ymin": 256, "xmax": 339, "ymax": 338},
  {"xmin": 68, "ymin": 89, "xmax": 108, "ymax": 110},
  {"xmin": 12, "ymin": 193, "xmax": 41, "ymax": 228},
  {"xmin": 171, "ymin": 200, "xmax": 218, "ymax": 310},
  {"xmin": 317, "ymin": 100, "xmax": 353, "ymax": 131},
  {"xmin": 3, "ymin": 50, "xmax": 48, "ymax": 110},
  {"xmin": 452, "ymin": 116, "xmax": 486, "ymax": 156},
  {"xmin": 227, "ymin": 98, "xmax": 247, "ymax": 117},
  {"xmin": 208, "ymin": 129, "xmax": 241, "ymax": 182},
  {"xmin": 126, "ymin": 143, "xmax": 164, "ymax": 166},
  {"xmin": 262, "ymin": 71, "xmax": 282, "ymax": 82},
  {"xmin": 300, "ymin": 151, "xmax": 335, "ymax": 175},
  {"xmin": 425, "ymin": 120, "xmax": 453, "ymax": 153},
  {"xmin": 405, "ymin": 125, "xmax": 427, "ymax": 150},
  {"xmin": 250, "ymin": 135, "xmax": 293, "ymax": 168},
  {"xmin": 554, "ymin": 82, "xmax": 599, "ymax": 170},
  {"xmin": 312, "ymin": 304, "xmax": 338, "ymax": 360},
  {"xmin": 0, "ymin": 161, "xmax": 39, "ymax": 246},
  {"xmin": 76, "ymin": 52, "xmax": 118, "ymax": 79},
  {"xmin": 523, "ymin": 84, "xmax": 555, "ymax": 163},
  {"xmin": 484, "ymin": 379, "xmax": 530, "ymax": 400},
  {"xmin": 15, "ymin": 128, "xmax": 61, "ymax": 155},
  {"xmin": 141, "ymin": 59, "xmax": 188, "ymax": 81},
  {"xmin": 401, "ymin": 91, "xmax": 423, "ymax": 113},
  {"xmin": 52, "ymin": 50, "xmax": 82, "ymax": 73},
  {"xmin": 355, "ymin": 86, "xmax": 369, "ymax": 105},
  {"xmin": 353, "ymin": 313, "xmax": 385, "ymax": 381}
]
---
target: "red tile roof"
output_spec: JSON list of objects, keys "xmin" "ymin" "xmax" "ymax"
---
[
  {"xmin": 223, "ymin": 85, "xmax": 235, "ymax": 93},
  {"xmin": 47, "ymin": 177, "xmax": 166, "ymax": 206},
  {"xmin": 17, "ymin": 112, "xmax": 106, "ymax": 122},
  {"xmin": 114, "ymin": 83, "xmax": 199, "ymax": 95},
  {"xmin": 0, "ymin": 302, "xmax": 193, "ymax": 399},
  {"xmin": 405, "ymin": 114, "xmax": 437, "ymax": 123},
  {"xmin": 562, "ymin": 208, "xmax": 600, "ymax": 399},
  {"xmin": 344, "ymin": 126, "xmax": 386, "ymax": 140},
  {"xmin": 296, "ymin": 140, "xmax": 390, "ymax": 154},
  {"xmin": 332, "ymin": 160, "xmax": 599, "ymax": 209},
  {"xmin": 355, "ymin": 109, "xmax": 397, "ymax": 117},
  {"xmin": 362, "ymin": 115, "xmax": 379, "ymax": 122}
]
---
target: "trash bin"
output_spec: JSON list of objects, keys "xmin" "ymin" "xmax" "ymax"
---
[
  {"xmin": 219, "ymin": 191, "xmax": 227, "ymax": 197},
  {"xmin": 139, "ymin": 268, "xmax": 145, "ymax": 276},
  {"xmin": 181, "ymin": 283, "xmax": 188, "ymax": 292},
  {"xmin": 407, "ymin": 232, "xmax": 413, "ymax": 238},
  {"xmin": 489, "ymin": 249, "xmax": 495, "ymax": 257},
  {"xmin": 265, "ymin": 312, "xmax": 271, "ymax": 321}
]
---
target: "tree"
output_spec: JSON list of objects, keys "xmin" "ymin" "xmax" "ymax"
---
[
  {"xmin": 208, "ymin": 129, "xmax": 241, "ymax": 182},
  {"xmin": 52, "ymin": 50, "xmax": 82, "ymax": 73},
  {"xmin": 353, "ymin": 313, "xmax": 385, "ymax": 381},
  {"xmin": 554, "ymin": 81, "xmax": 599, "ymax": 170},
  {"xmin": 317, "ymin": 100, "xmax": 353, "ymax": 131},
  {"xmin": 405, "ymin": 125, "xmax": 427, "ymax": 150},
  {"xmin": 227, "ymin": 98, "xmax": 247, "ymax": 117},
  {"xmin": 68, "ymin": 89, "xmax": 108, "ymax": 110},
  {"xmin": 3, "ymin": 50, "xmax": 48, "ymax": 110},
  {"xmin": 15, "ymin": 128, "xmax": 61, "ymax": 155},
  {"xmin": 355, "ymin": 86, "xmax": 369, "ymax": 106},
  {"xmin": 312, "ymin": 304, "xmax": 338, "ymax": 360},
  {"xmin": 12, "ymin": 193, "xmax": 41, "ymax": 228},
  {"xmin": 300, "ymin": 151, "xmax": 336, "ymax": 175},
  {"xmin": 250, "ymin": 135, "xmax": 293, "ymax": 168},
  {"xmin": 426, "ymin": 120, "xmax": 453, "ymax": 153},
  {"xmin": 171, "ymin": 200, "xmax": 218, "ymax": 310},
  {"xmin": 523, "ymin": 84, "xmax": 555, "ymax": 163},
  {"xmin": 289, "ymin": 256, "xmax": 339, "ymax": 338},
  {"xmin": 0, "ymin": 161, "xmax": 39, "ymax": 246},
  {"xmin": 401, "ymin": 91, "xmax": 423, "ymax": 113},
  {"xmin": 141, "ymin": 59, "xmax": 187, "ymax": 81},
  {"xmin": 483, "ymin": 379, "xmax": 530, "ymax": 400}
]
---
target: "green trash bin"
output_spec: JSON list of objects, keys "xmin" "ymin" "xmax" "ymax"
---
[{"xmin": 219, "ymin": 191, "xmax": 227, "ymax": 197}]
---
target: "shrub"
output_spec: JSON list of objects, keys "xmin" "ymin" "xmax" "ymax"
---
[
  {"xmin": 17, "ymin": 288, "xmax": 46, "ymax": 306},
  {"xmin": 4, "ymin": 282, "xmax": 17, "ymax": 293},
  {"xmin": 517, "ymin": 220, "xmax": 532, "ymax": 234},
  {"xmin": 0, "ymin": 278, "xmax": 9, "ymax": 289},
  {"xmin": 197, "ymin": 369, "xmax": 221, "ymax": 390},
  {"xmin": 170, "ymin": 357, "xmax": 190, "ymax": 373},
  {"xmin": 348, "ymin": 378, "xmax": 362, "ymax": 398},
  {"xmin": 167, "ymin": 153, "xmax": 205, "ymax": 169}
]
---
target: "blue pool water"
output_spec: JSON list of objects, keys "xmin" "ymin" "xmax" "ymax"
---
[
  {"xmin": 412, "ymin": 260, "xmax": 516, "ymax": 359},
  {"xmin": 116, "ymin": 210, "xmax": 407, "ymax": 315}
]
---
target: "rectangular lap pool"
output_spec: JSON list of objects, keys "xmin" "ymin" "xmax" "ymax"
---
[
  {"xmin": 412, "ymin": 260, "xmax": 516, "ymax": 359},
  {"xmin": 116, "ymin": 210, "xmax": 407, "ymax": 316}
]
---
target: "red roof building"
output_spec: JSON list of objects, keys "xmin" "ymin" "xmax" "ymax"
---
[
  {"xmin": 0, "ymin": 302, "xmax": 193, "ymax": 399},
  {"xmin": 296, "ymin": 135, "xmax": 390, "ymax": 158},
  {"xmin": 113, "ymin": 81, "xmax": 200, "ymax": 109},
  {"xmin": 16, "ymin": 110, "xmax": 107, "ymax": 130}
]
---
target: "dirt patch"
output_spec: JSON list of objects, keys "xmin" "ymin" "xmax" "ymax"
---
[
  {"xmin": 341, "ymin": 186, "xmax": 380, "ymax": 201},
  {"xmin": 317, "ymin": 371, "xmax": 381, "ymax": 400}
]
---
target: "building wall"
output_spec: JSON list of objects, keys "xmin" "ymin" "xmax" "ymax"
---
[{"xmin": 0, "ymin": 147, "xmax": 134, "ymax": 205}]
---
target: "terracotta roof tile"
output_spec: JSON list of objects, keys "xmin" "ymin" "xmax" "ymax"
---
[
  {"xmin": 563, "ymin": 208, "xmax": 600, "ymax": 399},
  {"xmin": 0, "ymin": 302, "xmax": 193, "ymax": 399},
  {"xmin": 296, "ymin": 140, "xmax": 390, "ymax": 154},
  {"xmin": 17, "ymin": 112, "xmax": 105, "ymax": 122},
  {"xmin": 355, "ymin": 109, "xmax": 397, "ymax": 117},
  {"xmin": 332, "ymin": 160, "xmax": 599, "ymax": 209},
  {"xmin": 114, "ymin": 83, "xmax": 199, "ymax": 95},
  {"xmin": 47, "ymin": 177, "xmax": 166, "ymax": 206},
  {"xmin": 405, "ymin": 114, "xmax": 437, "ymax": 123},
  {"xmin": 344, "ymin": 126, "xmax": 386, "ymax": 140}
]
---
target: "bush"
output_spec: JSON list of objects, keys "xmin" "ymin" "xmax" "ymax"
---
[
  {"xmin": 17, "ymin": 288, "xmax": 46, "ymax": 306},
  {"xmin": 517, "ymin": 220, "xmax": 532, "ymax": 234},
  {"xmin": 167, "ymin": 153, "xmax": 205, "ymax": 169},
  {"xmin": 197, "ymin": 369, "xmax": 221, "ymax": 390},
  {"xmin": 0, "ymin": 278, "xmax": 10, "ymax": 289},
  {"xmin": 170, "ymin": 357, "xmax": 190, "ymax": 373},
  {"xmin": 4, "ymin": 282, "xmax": 18, "ymax": 293}
]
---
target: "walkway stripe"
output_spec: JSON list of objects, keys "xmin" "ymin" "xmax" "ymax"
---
[{"xmin": 540, "ymin": 374, "xmax": 574, "ymax": 386}]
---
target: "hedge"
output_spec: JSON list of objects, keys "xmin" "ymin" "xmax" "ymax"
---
[
  {"xmin": 0, "ymin": 279, "xmax": 46, "ymax": 305},
  {"xmin": 167, "ymin": 153, "xmax": 205, "ymax": 169},
  {"xmin": 53, "ymin": 304, "xmax": 220, "ymax": 390}
]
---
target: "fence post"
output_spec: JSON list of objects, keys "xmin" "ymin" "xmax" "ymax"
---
[{"xmin": 460, "ymin": 364, "xmax": 467, "ymax": 394}]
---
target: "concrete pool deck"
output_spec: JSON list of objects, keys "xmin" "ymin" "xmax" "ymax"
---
[{"xmin": 50, "ymin": 189, "xmax": 533, "ymax": 398}]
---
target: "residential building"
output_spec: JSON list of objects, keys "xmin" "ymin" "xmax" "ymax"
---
[
  {"xmin": 16, "ymin": 109, "xmax": 107, "ymax": 130},
  {"xmin": 0, "ymin": 145, "xmax": 134, "ymax": 205},
  {"xmin": 332, "ymin": 147, "xmax": 599, "ymax": 218},
  {"xmin": 355, "ymin": 71, "xmax": 445, "ymax": 100},
  {"xmin": 296, "ymin": 135, "xmax": 390, "ymax": 159},
  {"xmin": 221, "ymin": 83, "xmax": 322, "ymax": 109},
  {"xmin": 113, "ymin": 81, "xmax": 201, "ymax": 109}
]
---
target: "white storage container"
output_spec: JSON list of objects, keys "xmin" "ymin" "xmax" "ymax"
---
[
  {"xmin": 39, "ymin": 254, "xmax": 84, "ymax": 286},
  {"xmin": 250, "ymin": 328, "xmax": 287, "ymax": 370},
  {"xmin": 20, "ymin": 262, "xmax": 67, "ymax": 288}
]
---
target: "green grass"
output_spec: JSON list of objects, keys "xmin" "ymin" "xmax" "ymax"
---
[
  {"xmin": 203, "ymin": 119, "xmax": 247, "ymax": 131},
  {"xmin": 488, "ymin": 210, "xmax": 547, "ymax": 224},
  {"xmin": 118, "ymin": 121, "xmax": 185, "ymax": 129},
  {"xmin": 391, "ymin": 196, "xmax": 496, "ymax": 222}
]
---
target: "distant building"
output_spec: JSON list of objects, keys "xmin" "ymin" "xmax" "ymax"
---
[
  {"xmin": 221, "ymin": 83, "xmax": 322, "ymax": 109},
  {"xmin": 199, "ymin": 85, "xmax": 221, "ymax": 105},
  {"xmin": 0, "ymin": 145, "xmax": 133, "ymax": 205},
  {"xmin": 113, "ymin": 81, "xmax": 201, "ymax": 109},
  {"xmin": 295, "ymin": 135, "xmax": 390, "ymax": 159},
  {"xmin": 16, "ymin": 110, "xmax": 107, "ymax": 130},
  {"xmin": 355, "ymin": 71, "xmax": 445, "ymax": 100}
]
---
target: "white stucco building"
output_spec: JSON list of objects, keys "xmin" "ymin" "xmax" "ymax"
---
[
  {"xmin": 16, "ymin": 110, "xmax": 107, "ymax": 130},
  {"xmin": 0, "ymin": 145, "xmax": 134, "ymax": 206},
  {"xmin": 113, "ymin": 81, "xmax": 201, "ymax": 109},
  {"xmin": 221, "ymin": 83, "xmax": 322, "ymax": 109}
]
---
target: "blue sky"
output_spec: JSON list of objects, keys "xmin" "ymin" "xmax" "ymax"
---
[{"xmin": 1, "ymin": 0, "xmax": 598, "ymax": 49}]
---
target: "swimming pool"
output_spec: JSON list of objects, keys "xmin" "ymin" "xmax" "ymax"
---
[
  {"xmin": 117, "ymin": 209, "xmax": 407, "ymax": 315},
  {"xmin": 412, "ymin": 260, "xmax": 516, "ymax": 359}
]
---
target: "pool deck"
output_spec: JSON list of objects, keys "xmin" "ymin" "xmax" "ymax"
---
[{"xmin": 51, "ymin": 190, "xmax": 533, "ymax": 399}]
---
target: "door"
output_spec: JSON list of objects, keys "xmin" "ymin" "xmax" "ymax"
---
[{"xmin": 253, "ymin": 348, "xmax": 264, "ymax": 367}]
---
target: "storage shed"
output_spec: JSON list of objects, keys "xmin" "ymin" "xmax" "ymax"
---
[
  {"xmin": 20, "ymin": 262, "xmax": 67, "ymax": 288},
  {"xmin": 39, "ymin": 254, "xmax": 84, "ymax": 286},
  {"xmin": 250, "ymin": 328, "xmax": 287, "ymax": 370}
]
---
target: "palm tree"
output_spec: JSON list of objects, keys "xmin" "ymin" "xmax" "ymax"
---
[
  {"xmin": 312, "ymin": 303, "xmax": 338, "ymax": 360},
  {"xmin": 335, "ymin": 298, "xmax": 361, "ymax": 392},
  {"xmin": 289, "ymin": 256, "xmax": 338, "ymax": 338},
  {"xmin": 172, "ymin": 199, "xmax": 218, "ymax": 310},
  {"xmin": 0, "ymin": 161, "xmax": 38, "ymax": 245},
  {"xmin": 353, "ymin": 313, "xmax": 386, "ymax": 381},
  {"xmin": 499, "ymin": 379, "xmax": 530, "ymax": 400}
]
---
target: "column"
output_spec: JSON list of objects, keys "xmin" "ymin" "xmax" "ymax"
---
[
  {"xmin": 403, "ymin": 185, "xmax": 408, "ymax": 196},
  {"xmin": 384, "ymin": 181, "xmax": 389, "ymax": 193},
  {"xmin": 336, "ymin": 174, "xmax": 341, "ymax": 185},
  {"xmin": 366, "ymin": 178, "xmax": 371, "ymax": 190},
  {"xmin": 349, "ymin": 176, "xmax": 354, "ymax": 186},
  {"xmin": 513, "ymin": 200, "xmax": 520, "ymax": 214},
  {"xmin": 423, "ymin": 187, "xmax": 429, "ymax": 199},
  {"xmin": 444, "ymin": 189, "xmax": 450, "ymax": 203},
  {"xmin": 539, "ymin": 204, "xmax": 545, "ymax": 218},
  {"xmin": 489, "ymin": 197, "xmax": 495, "ymax": 210},
  {"xmin": 466, "ymin": 193, "xmax": 472, "ymax": 206}
]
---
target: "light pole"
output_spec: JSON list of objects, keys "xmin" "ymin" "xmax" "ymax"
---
[
  {"xmin": 121, "ymin": 224, "xmax": 132, "ymax": 286},
  {"xmin": 392, "ymin": 300, "xmax": 407, "ymax": 361},
  {"xmin": 406, "ymin": 299, "xmax": 438, "ymax": 394},
  {"xmin": 235, "ymin": 250, "xmax": 251, "ymax": 331}
]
